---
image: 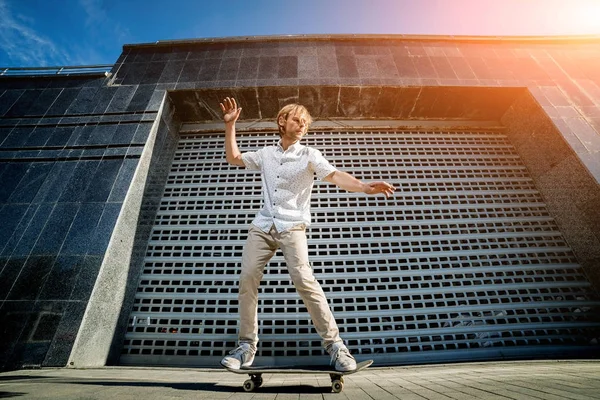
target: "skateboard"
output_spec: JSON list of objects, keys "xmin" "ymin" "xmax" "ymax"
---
[{"xmin": 222, "ymin": 359, "xmax": 373, "ymax": 393}]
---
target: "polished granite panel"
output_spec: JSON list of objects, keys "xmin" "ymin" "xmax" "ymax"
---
[
  {"xmin": 106, "ymin": 86, "xmax": 137, "ymax": 113},
  {"xmin": 30, "ymin": 203, "xmax": 79, "ymax": 255},
  {"xmin": 46, "ymin": 88, "xmax": 80, "ymax": 116},
  {"xmin": 91, "ymin": 87, "xmax": 119, "ymax": 114},
  {"xmin": 0, "ymin": 163, "xmax": 29, "ymax": 200},
  {"xmin": 66, "ymin": 86, "xmax": 101, "ymax": 114},
  {"xmin": 57, "ymin": 160, "xmax": 100, "ymax": 202},
  {"xmin": 0, "ymin": 90, "xmax": 25, "ymax": 116},
  {"xmin": 70, "ymin": 256, "xmax": 102, "ymax": 301},
  {"xmin": 10, "ymin": 203, "xmax": 54, "ymax": 257},
  {"xmin": 4, "ymin": 89, "xmax": 43, "ymax": 117},
  {"xmin": 59, "ymin": 203, "xmax": 105, "ymax": 257},
  {"xmin": 0, "ymin": 257, "xmax": 27, "ymax": 300},
  {"xmin": 86, "ymin": 203, "xmax": 122, "ymax": 256},
  {"xmin": 27, "ymin": 88, "xmax": 64, "ymax": 116},
  {"xmin": 85, "ymin": 124, "xmax": 118, "ymax": 146},
  {"xmin": 44, "ymin": 301, "xmax": 87, "ymax": 366},
  {"xmin": 31, "ymin": 161, "xmax": 77, "ymax": 203},
  {"xmin": 121, "ymin": 63, "xmax": 148, "ymax": 86},
  {"xmin": 159, "ymin": 60, "xmax": 185, "ymax": 84},
  {"xmin": 5, "ymin": 163, "xmax": 51, "ymax": 203},
  {"xmin": 1, "ymin": 126, "xmax": 34, "ymax": 148},
  {"xmin": 23, "ymin": 126, "xmax": 54, "ymax": 147},
  {"xmin": 141, "ymin": 62, "xmax": 166, "ymax": 84},
  {"xmin": 0, "ymin": 204, "xmax": 29, "ymax": 252},
  {"xmin": 168, "ymin": 85, "xmax": 526, "ymax": 122},
  {"xmin": 39, "ymin": 255, "xmax": 85, "ymax": 300},
  {"xmin": 82, "ymin": 160, "xmax": 123, "ymax": 202},
  {"xmin": 110, "ymin": 123, "xmax": 137, "ymax": 145},
  {"xmin": 7, "ymin": 255, "xmax": 55, "ymax": 300},
  {"xmin": 126, "ymin": 84, "xmax": 156, "ymax": 112},
  {"xmin": 0, "ymin": 300, "xmax": 36, "ymax": 369}
]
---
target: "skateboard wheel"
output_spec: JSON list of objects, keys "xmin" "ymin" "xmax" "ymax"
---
[
  {"xmin": 243, "ymin": 379, "xmax": 255, "ymax": 392},
  {"xmin": 332, "ymin": 380, "xmax": 344, "ymax": 393}
]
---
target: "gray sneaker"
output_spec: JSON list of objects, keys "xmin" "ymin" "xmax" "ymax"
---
[
  {"xmin": 328, "ymin": 342, "xmax": 357, "ymax": 372},
  {"xmin": 220, "ymin": 343, "xmax": 256, "ymax": 369}
]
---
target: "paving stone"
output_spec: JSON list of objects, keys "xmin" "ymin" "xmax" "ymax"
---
[{"xmin": 0, "ymin": 361, "xmax": 599, "ymax": 399}]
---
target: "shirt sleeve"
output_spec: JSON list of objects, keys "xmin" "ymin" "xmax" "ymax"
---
[
  {"xmin": 241, "ymin": 149, "xmax": 263, "ymax": 171},
  {"xmin": 309, "ymin": 148, "xmax": 338, "ymax": 180}
]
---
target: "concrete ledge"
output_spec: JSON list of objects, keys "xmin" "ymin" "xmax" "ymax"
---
[
  {"xmin": 123, "ymin": 33, "xmax": 600, "ymax": 50},
  {"xmin": 66, "ymin": 93, "xmax": 168, "ymax": 368}
]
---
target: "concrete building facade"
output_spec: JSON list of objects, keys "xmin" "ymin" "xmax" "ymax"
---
[{"xmin": 0, "ymin": 34, "xmax": 599, "ymax": 371}]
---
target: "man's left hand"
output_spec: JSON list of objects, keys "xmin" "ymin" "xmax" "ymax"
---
[{"xmin": 364, "ymin": 181, "xmax": 396, "ymax": 198}]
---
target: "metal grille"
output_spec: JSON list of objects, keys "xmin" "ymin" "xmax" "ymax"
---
[{"xmin": 120, "ymin": 129, "xmax": 600, "ymax": 366}]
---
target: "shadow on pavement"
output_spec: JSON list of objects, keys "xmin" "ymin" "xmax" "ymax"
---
[
  {"xmin": 0, "ymin": 392, "xmax": 27, "ymax": 398},
  {"xmin": 0, "ymin": 376, "xmax": 47, "ymax": 382},
  {"xmin": 0, "ymin": 375, "xmax": 338, "ymax": 395},
  {"xmin": 235, "ymin": 384, "xmax": 331, "ymax": 394},
  {"xmin": 52, "ymin": 379, "xmax": 331, "ymax": 394},
  {"xmin": 34, "ymin": 379, "xmax": 229, "ymax": 392}
]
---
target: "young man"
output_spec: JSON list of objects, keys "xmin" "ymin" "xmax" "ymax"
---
[{"xmin": 219, "ymin": 97, "xmax": 395, "ymax": 371}]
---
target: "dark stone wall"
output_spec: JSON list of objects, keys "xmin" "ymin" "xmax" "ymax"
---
[
  {"xmin": 1, "ymin": 36, "xmax": 599, "ymax": 370},
  {"xmin": 0, "ymin": 75, "xmax": 157, "ymax": 370},
  {"xmin": 113, "ymin": 38, "xmax": 600, "ymax": 179}
]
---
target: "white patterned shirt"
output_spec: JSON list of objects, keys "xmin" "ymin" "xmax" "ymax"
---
[{"xmin": 241, "ymin": 140, "xmax": 337, "ymax": 233}]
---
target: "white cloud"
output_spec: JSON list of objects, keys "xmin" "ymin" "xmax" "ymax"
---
[
  {"xmin": 78, "ymin": 0, "xmax": 131, "ymax": 44},
  {"xmin": 0, "ymin": 0, "xmax": 72, "ymax": 67}
]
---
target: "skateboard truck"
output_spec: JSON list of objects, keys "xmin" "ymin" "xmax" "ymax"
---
[{"xmin": 242, "ymin": 372, "xmax": 345, "ymax": 393}]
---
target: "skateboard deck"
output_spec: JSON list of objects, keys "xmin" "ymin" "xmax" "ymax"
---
[{"xmin": 223, "ymin": 359, "xmax": 373, "ymax": 392}]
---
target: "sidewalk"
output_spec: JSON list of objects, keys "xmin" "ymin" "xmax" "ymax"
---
[{"xmin": 1, "ymin": 360, "xmax": 599, "ymax": 399}]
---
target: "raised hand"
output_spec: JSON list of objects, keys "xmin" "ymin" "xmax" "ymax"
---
[{"xmin": 219, "ymin": 97, "xmax": 242, "ymax": 124}]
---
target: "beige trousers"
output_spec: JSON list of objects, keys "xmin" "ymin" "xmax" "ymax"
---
[{"xmin": 238, "ymin": 224, "xmax": 342, "ymax": 349}]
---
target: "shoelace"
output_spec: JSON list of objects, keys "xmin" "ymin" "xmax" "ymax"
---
[
  {"xmin": 330, "ymin": 347, "xmax": 354, "ymax": 365},
  {"xmin": 229, "ymin": 345, "xmax": 251, "ymax": 358}
]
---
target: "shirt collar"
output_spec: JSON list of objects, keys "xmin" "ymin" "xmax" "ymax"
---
[{"xmin": 277, "ymin": 139, "xmax": 302, "ymax": 153}]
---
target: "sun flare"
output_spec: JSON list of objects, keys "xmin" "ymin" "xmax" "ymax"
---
[{"xmin": 571, "ymin": 2, "xmax": 600, "ymax": 33}]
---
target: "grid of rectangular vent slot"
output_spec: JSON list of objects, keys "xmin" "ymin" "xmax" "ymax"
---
[{"xmin": 120, "ymin": 130, "xmax": 600, "ymax": 366}]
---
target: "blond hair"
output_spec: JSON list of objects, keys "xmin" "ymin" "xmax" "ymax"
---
[{"xmin": 276, "ymin": 104, "xmax": 313, "ymax": 137}]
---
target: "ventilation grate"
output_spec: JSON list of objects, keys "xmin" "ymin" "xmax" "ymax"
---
[{"xmin": 120, "ymin": 130, "xmax": 600, "ymax": 366}]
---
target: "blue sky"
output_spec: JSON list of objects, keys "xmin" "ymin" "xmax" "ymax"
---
[{"xmin": 2, "ymin": 0, "xmax": 600, "ymax": 68}]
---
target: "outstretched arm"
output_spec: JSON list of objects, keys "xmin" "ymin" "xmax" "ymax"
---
[
  {"xmin": 219, "ymin": 97, "xmax": 245, "ymax": 167},
  {"xmin": 323, "ymin": 170, "xmax": 396, "ymax": 198}
]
